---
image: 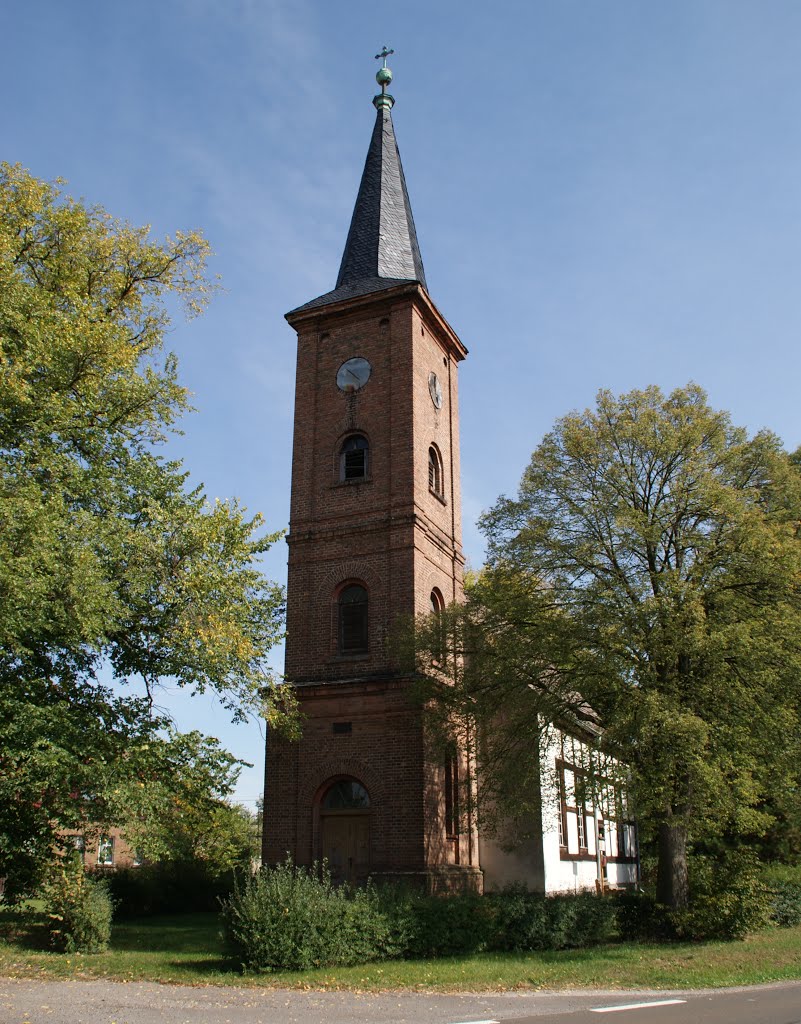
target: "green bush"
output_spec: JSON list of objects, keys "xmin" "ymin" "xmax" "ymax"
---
[
  {"xmin": 41, "ymin": 857, "xmax": 113, "ymax": 953},
  {"xmin": 220, "ymin": 858, "xmax": 401, "ymax": 972},
  {"xmin": 670, "ymin": 851, "xmax": 772, "ymax": 941},
  {"xmin": 767, "ymin": 881, "xmax": 801, "ymax": 928},
  {"xmin": 614, "ymin": 888, "xmax": 667, "ymax": 941},
  {"xmin": 222, "ymin": 859, "xmax": 632, "ymax": 972},
  {"xmin": 489, "ymin": 885, "xmax": 617, "ymax": 951},
  {"xmin": 616, "ymin": 852, "xmax": 774, "ymax": 943},
  {"xmin": 98, "ymin": 861, "xmax": 237, "ymax": 918},
  {"xmin": 401, "ymin": 890, "xmax": 494, "ymax": 957},
  {"xmin": 565, "ymin": 890, "xmax": 619, "ymax": 947}
]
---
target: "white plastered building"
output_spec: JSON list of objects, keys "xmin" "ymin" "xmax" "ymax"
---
[{"xmin": 479, "ymin": 727, "xmax": 639, "ymax": 893}]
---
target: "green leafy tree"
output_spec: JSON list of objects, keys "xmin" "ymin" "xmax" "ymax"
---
[
  {"xmin": 117, "ymin": 731, "xmax": 258, "ymax": 875},
  {"xmin": 0, "ymin": 163, "xmax": 294, "ymax": 894},
  {"xmin": 414, "ymin": 385, "xmax": 801, "ymax": 912}
]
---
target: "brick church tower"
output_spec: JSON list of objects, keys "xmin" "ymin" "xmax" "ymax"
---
[{"xmin": 263, "ymin": 53, "xmax": 481, "ymax": 891}]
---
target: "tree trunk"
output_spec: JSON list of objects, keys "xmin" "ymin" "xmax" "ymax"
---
[{"xmin": 656, "ymin": 821, "xmax": 689, "ymax": 910}]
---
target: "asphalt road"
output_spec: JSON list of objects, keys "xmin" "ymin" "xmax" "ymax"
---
[{"xmin": 0, "ymin": 980, "xmax": 799, "ymax": 1024}]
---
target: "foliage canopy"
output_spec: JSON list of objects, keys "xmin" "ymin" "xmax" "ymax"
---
[
  {"xmin": 415, "ymin": 384, "xmax": 801, "ymax": 910},
  {"xmin": 0, "ymin": 164, "xmax": 293, "ymax": 893}
]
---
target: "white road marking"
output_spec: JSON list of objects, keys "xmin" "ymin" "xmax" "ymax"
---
[
  {"xmin": 591, "ymin": 1000, "xmax": 687, "ymax": 1013},
  {"xmin": 447, "ymin": 1020, "xmax": 500, "ymax": 1024}
]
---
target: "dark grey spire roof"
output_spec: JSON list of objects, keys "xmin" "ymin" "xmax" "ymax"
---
[{"xmin": 289, "ymin": 102, "xmax": 427, "ymax": 315}]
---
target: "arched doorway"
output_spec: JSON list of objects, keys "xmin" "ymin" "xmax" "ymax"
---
[{"xmin": 319, "ymin": 778, "xmax": 370, "ymax": 885}]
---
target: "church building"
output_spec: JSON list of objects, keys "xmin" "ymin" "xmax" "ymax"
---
[{"xmin": 263, "ymin": 53, "xmax": 638, "ymax": 895}]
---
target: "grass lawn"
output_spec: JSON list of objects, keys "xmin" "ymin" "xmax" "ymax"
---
[{"xmin": 1, "ymin": 909, "xmax": 800, "ymax": 991}]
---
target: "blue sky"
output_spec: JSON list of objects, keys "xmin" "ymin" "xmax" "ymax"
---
[{"xmin": 7, "ymin": 0, "xmax": 801, "ymax": 806}]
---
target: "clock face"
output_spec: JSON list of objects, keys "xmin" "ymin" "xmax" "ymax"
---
[
  {"xmin": 336, "ymin": 356, "xmax": 372, "ymax": 393},
  {"xmin": 428, "ymin": 371, "xmax": 443, "ymax": 409}
]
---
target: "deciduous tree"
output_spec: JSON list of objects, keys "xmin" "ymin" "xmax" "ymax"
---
[
  {"xmin": 415, "ymin": 385, "xmax": 801, "ymax": 912},
  {"xmin": 0, "ymin": 164, "xmax": 293, "ymax": 893}
]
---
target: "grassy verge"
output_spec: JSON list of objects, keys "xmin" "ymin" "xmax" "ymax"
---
[{"xmin": 1, "ymin": 909, "xmax": 800, "ymax": 991}]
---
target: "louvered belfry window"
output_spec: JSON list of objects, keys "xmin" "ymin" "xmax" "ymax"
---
[
  {"xmin": 339, "ymin": 584, "xmax": 368, "ymax": 654},
  {"xmin": 428, "ymin": 445, "xmax": 443, "ymax": 496}
]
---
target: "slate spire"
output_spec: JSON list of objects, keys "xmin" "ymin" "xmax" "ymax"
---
[
  {"xmin": 289, "ymin": 50, "xmax": 426, "ymax": 314},
  {"xmin": 336, "ymin": 52, "xmax": 427, "ymax": 290}
]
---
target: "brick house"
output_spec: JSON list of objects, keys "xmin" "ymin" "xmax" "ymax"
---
[{"xmin": 62, "ymin": 828, "xmax": 141, "ymax": 871}]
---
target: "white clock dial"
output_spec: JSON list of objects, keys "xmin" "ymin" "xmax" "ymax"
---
[
  {"xmin": 336, "ymin": 356, "xmax": 372, "ymax": 392},
  {"xmin": 428, "ymin": 371, "xmax": 443, "ymax": 409}
]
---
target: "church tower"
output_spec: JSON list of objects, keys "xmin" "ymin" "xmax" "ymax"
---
[{"xmin": 264, "ymin": 52, "xmax": 480, "ymax": 891}]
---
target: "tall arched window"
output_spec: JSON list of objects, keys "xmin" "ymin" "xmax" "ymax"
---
[
  {"xmin": 444, "ymin": 745, "xmax": 460, "ymax": 864},
  {"xmin": 428, "ymin": 445, "xmax": 443, "ymax": 497},
  {"xmin": 338, "ymin": 583, "xmax": 368, "ymax": 654},
  {"xmin": 340, "ymin": 435, "xmax": 369, "ymax": 481},
  {"xmin": 430, "ymin": 587, "xmax": 446, "ymax": 662}
]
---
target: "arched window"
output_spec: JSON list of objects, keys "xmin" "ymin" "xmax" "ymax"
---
[
  {"xmin": 338, "ymin": 583, "xmax": 368, "ymax": 654},
  {"xmin": 322, "ymin": 779, "xmax": 371, "ymax": 810},
  {"xmin": 340, "ymin": 435, "xmax": 369, "ymax": 481},
  {"xmin": 428, "ymin": 445, "xmax": 443, "ymax": 497},
  {"xmin": 430, "ymin": 587, "xmax": 446, "ymax": 662},
  {"xmin": 444, "ymin": 746, "xmax": 460, "ymax": 863}
]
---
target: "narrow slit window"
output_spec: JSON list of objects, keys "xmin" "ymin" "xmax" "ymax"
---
[{"xmin": 445, "ymin": 748, "xmax": 459, "ymax": 838}]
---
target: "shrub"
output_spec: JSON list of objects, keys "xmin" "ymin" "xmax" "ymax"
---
[
  {"xmin": 565, "ymin": 890, "xmax": 619, "ymax": 947},
  {"xmin": 617, "ymin": 851, "xmax": 773, "ymax": 943},
  {"xmin": 614, "ymin": 888, "xmax": 667, "ymax": 941},
  {"xmin": 336, "ymin": 882, "xmax": 404, "ymax": 963},
  {"xmin": 98, "ymin": 860, "xmax": 237, "ymax": 918},
  {"xmin": 400, "ymin": 890, "xmax": 494, "ymax": 958},
  {"xmin": 222, "ymin": 867, "xmax": 627, "ymax": 971},
  {"xmin": 41, "ymin": 856, "xmax": 113, "ymax": 953},
  {"xmin": 488, "ymin": 885, "xmax": 550, "ymax": 951},
  {"xmin": 489, "ymin": 885, "xmax": 617, "ymax": 951},
  {"xmin": 767, "ymin": 881, "xmax": 801, "ymax": 928},
  {"xmin": 220, "ymin": 858, "xmax": 400, "ymax": 972},
  {"xmin": 669, "ymin": 851, "xmax": 771, "ymax": 941}
]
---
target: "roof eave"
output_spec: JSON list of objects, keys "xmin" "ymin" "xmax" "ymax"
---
[{"xmin": 286, "ymin": 280, "xmax": 468, "ymax": 361}]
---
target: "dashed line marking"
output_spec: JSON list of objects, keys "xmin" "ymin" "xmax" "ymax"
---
[
  {"xmin": 447, "ymin": 1019, "xmax": 500, "ymax": 1024},
  {"xmin": 591, "ymin": 1000, "xmax": 687, "ymax": 1013}
]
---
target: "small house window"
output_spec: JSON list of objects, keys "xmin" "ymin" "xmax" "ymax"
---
[
  {"xmin": 67, "ymin": 835, "xmax": 86, "ymax": 863},
  {"xmin": 340, "ymin": 435, "xmax": 369, "ymax": 481},
  {"xmin": 557, "ymin": 769, "xmax": 567, "ymax": 848},
  {"xmin": 428, "ymin": 445, "xmax": 443, "ymax": 497},
  {"xmin": 97, "ymin": 836, "xmax": 114, "ymax": 866},
  {"xmin": 576, "ymin": 807, "xmax": 587, "ymax": 850},
  {"xmin": 338, "ymin": 583, "xmax": 368, "ymax": 654}
]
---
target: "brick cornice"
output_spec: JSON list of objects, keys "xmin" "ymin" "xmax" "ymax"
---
[{"xmin": 286, "ymin": 283, "xmax": 468, "ymax": 362}]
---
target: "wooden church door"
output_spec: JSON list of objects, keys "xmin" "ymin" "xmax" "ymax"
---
[{"xmin": 319, "ymin": 779, "xmax": 371, "ymax": 884}]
